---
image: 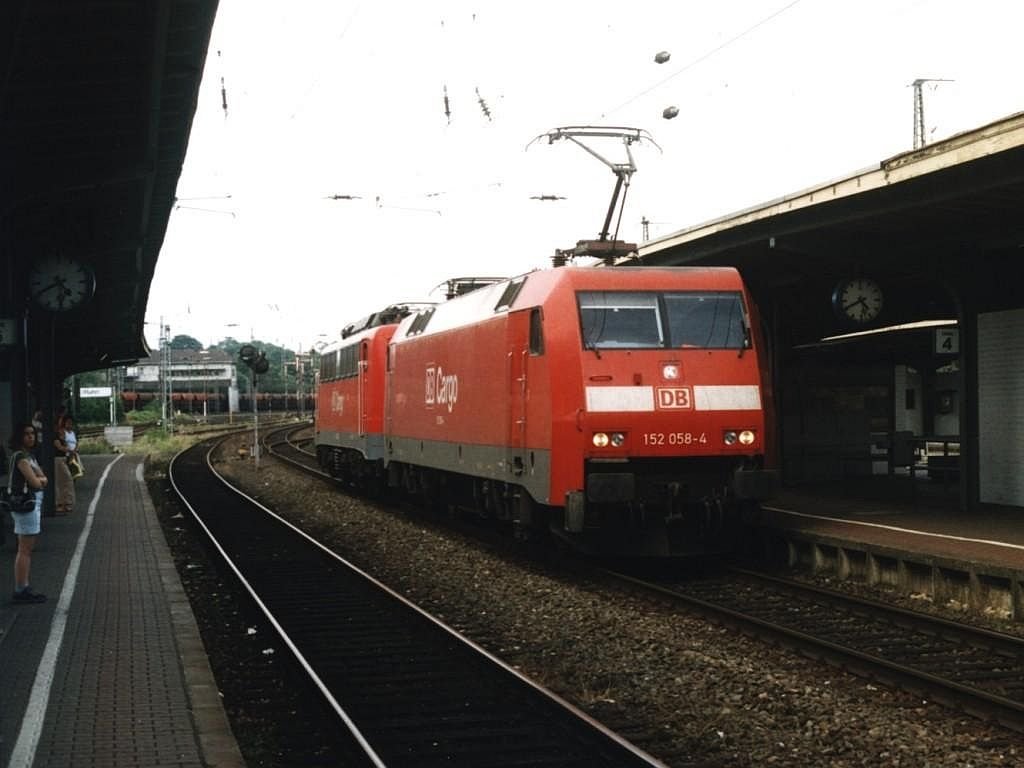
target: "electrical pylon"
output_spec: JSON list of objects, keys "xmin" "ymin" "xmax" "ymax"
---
[{"xmin": 912, "ymin": 78, "xmax": 953, "ymax": 150}]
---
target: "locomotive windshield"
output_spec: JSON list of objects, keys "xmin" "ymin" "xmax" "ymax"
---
[{"xmin": 578, "ymin": 290, "xmax": 748, "ymax": 350}]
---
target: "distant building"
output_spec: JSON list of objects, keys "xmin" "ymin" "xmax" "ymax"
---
[{"xmin": 122, "ymin": 348, "xmax": 238, "ymax": 416}]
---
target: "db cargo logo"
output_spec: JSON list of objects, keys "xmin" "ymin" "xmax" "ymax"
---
[
  {"xmin": 656, "ymin": 387, "xmax": 692, "ymax": 409},
  {"xmin": 425, "ymin": 365, "xmax": 459, "ymax": 413}
]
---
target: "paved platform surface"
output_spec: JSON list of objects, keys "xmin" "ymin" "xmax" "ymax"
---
[
  {"xmin": 764, "ymin": 478, "xmax": 1024, "ymax": 571},
  {"xmin": 0, "ymin": 453, "xmax": 244, "ymax": 768}
]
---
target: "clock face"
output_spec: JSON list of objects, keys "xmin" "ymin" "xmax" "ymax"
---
[
  {"xmin": 28, "ymin": 256, "xmax": 95, "ymax": 312},
  {"xmin": 833, "ymin": 278, "xmax": 883, "ymax": 324}
]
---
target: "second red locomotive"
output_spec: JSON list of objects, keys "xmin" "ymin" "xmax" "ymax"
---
[{"xmin": 316, "ymin": 266, "xmax": 776, "ymax": 557}]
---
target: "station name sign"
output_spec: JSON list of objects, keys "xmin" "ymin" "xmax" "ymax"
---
[{"xmin": 80, "ymin": 387, "xmax": 113, "ymax": 398}]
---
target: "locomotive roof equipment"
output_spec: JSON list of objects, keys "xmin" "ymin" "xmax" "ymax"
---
[
  {"xmin": 340, "ymin": 304, "xmax": 430, "ymax": 339},
  {"xmin": 528, "ymin": 125, "xmax": 661, "ymax": 265},
  {"xmin": 433, "ymin": 276, "xmax": 510, "ymax": 300}
]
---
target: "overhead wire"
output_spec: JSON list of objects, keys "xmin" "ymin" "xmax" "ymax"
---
[
  {"xmin": 598, "ymin": 0, "xmax": 804, "ymax": 119},
  {"xmin": 287, "ymin": 4, "xmax": 361, "ymax": 121}
]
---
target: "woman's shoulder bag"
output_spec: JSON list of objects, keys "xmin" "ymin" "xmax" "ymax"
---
[{"xmin": 1, "ymin": 451, "xmax": 37, "ymax": 513}]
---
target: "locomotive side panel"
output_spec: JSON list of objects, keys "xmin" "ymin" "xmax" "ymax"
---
[
  {"xmin": 387, "ymin": 314, "xmax": 516, "ymax": 480},
  {"xmin": 504, "ymin": 307, "xmax": 554, "ymax": 503}
]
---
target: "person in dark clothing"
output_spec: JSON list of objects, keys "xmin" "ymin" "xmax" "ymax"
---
[{"xmin": 8, "ymin": 422, "xmax": 48, "ymax": 603}]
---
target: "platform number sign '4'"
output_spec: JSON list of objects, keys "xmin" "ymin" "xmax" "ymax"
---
[{"xmin": 934, "ymin": 328, "xmax": 959, "ymax": 355}]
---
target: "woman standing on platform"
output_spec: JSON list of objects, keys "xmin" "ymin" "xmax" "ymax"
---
[
  {"xmin": 53, "ymin": 413, "xmax": 78, "ymax": 514},
  {"xmin": 8, "ymin": 422, "xmax": 47, "ymax": 604}
]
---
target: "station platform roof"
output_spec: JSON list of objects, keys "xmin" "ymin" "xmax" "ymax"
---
[
  {"xmin": 635, "ymin": 112, "xmax": 1024, "ymax": 345},
  {"xmin": 1, "ymin": 1, "xmax": 219, "ymax": 376}
]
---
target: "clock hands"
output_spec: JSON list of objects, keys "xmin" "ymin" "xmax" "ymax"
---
[
  {"xmin": 833, "ymin": 277, "xmax": 883, "ymax": 324},
  {"xmin": 28, "ymin": 258, "xmax": 94, "ymax": 312},
  {"xmin": 33, "ymin": 278, "xmax": 65, "ymax": 297},
  {"xmin": 32, "ymin": 276, "xmax": 78, "ymax": 309}
]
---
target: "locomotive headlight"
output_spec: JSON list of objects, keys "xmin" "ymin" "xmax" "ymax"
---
[
  {"xmin": 739, "ymin": 430, "xmax": 756, "ymax": 445},
  {"xmin": 723, "ymin": 430, "xmax": 738, "ymax": 445},
  {"xmin": 662, "ymin": 364, "xmax": 680, "ymax": 380},
  {"xmin": 593, "ymin": 432, "xmax": 626, "ymax": 448}
]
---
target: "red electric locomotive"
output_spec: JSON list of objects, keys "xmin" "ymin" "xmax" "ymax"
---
[
  {"xmin": 315, "ymin": 305, "xmax": 411, "ymax": 490},
  {"xmin": 316, "ymin": 266, "xmax": 776, "ymax": 557}
]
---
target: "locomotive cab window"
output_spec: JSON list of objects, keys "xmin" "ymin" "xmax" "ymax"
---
[
  {"xmin": 578, "ymin": 292, "xmax": 663, "ymax": 349},
  {"xmin": 664, "ymin": 291, "xmax": 748, "ymax": 349},
  {"xmin": 577, "ymin": 290, "xmax": 748, "ymax": 350}
]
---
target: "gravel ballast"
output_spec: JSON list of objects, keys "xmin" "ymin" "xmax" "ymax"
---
[{"xmin": 163, "ymin": 434, "xmax": 1024, "ymax": 767}]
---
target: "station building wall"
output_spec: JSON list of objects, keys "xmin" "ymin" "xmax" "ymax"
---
[{"xmin": 978, "ymin": 308, "xmax": 1024, "ymax": 506}]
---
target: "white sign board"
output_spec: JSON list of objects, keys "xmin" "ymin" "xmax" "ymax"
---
[
  {"xmin": 934, "ymin": 328, "xmax": 959, "ymax": 355},
  {"xmin": 104, "ymin": 426, "xmax": 134, "ymax": 447},
  {"xmin": 80, "ymin": 386, "xmax": 113, "ymax": 398}
]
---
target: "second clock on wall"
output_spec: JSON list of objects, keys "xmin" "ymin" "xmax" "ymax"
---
[{"xmin": 832, "ymin": 277, "xmax": 883, "ymax": 324}]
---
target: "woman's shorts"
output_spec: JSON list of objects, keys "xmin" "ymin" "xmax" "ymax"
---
[{"xmin": 11, "ymin": 492, "xmax": 42, "ymax": 536}]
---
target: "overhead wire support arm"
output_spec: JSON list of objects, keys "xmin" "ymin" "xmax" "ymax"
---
[{"xmin": 528, "ymin": 125, "xmax": 661, "ymax": 248}]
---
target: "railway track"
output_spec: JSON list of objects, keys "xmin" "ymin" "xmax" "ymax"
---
[
  {"xmin": 169, "ymin": 434, "xmax": 668, "ymax": 768},
  {"xmin": 78, "ymin": 417, "xmax": 296, "ymax": 441},
  {"xmin": 254, "ymin": 423, "xmax": 1024, "ymax": 735},
  {"xmin": 607, "ymin": 567, "xmax": 1024, "ymax": 733},
  {"xmin": 263, "ymin": 422, "xmax": 320, "ymax": 471}
]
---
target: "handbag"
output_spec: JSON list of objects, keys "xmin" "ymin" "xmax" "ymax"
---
[
  {"xmin": 2, "ymin": 452, "xmax": 36, "ymax": 513},
  {"xmin": 0, "ymin": 487, "xmax": 36, "ymax": 513},
  {"xmin": 67, "ymin": 454, "xmax": 85, "ymax": 480}
]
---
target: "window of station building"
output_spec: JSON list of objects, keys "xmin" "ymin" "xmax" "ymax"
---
[
  {"xmin": 663, "ymin": 291, "xmax": 747, "ymax": 349},
  {"xmin": 529, "ymin": 307, "xmax": 544, "ymax": 355},
  {"xmin": 494, "ymin": 276, "xmax": 527, "ymax": 313}
]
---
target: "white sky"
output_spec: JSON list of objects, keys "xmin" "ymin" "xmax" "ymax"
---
[{"xmin": 144, "ymin": 0, "xmax": 1024, "ymax": 351}]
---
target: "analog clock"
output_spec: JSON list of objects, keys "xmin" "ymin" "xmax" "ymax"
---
[
  {"xmin": 832, "ymin": 277, "xmax": 883, "ymax": 324},
  {"xmin": 28, "ymin": 256, "xmax": 95, "ymax": 312}
]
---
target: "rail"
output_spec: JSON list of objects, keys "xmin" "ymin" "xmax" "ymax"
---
[
  {"xmin": 168, "ymin": 435, "xmax": 669, "ymax": 767},
  {"xmin": 605, "ymin": 567, "xmax": 1024, "ymax": 733}
]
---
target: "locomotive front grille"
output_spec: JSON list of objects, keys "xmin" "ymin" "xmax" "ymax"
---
[
  {"xmin": 586, "ymin": 472, "xmax": 636, "ymax": 503},
  {"xmin": 586, "ymin": 456, "xmax": 742, "ymax": 505}
]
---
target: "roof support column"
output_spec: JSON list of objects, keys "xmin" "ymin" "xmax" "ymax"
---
[{"xmin": 955, "ymin": 275, "xmax": 980, "ymax": 514}]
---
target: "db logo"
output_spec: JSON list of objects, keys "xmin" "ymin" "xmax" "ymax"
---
[
  {"xmin": 656, "ymin": 387, "xmax": 692, "ymax": 409},
  {"xmin": 425, "ymin": 364, "xmax": 459, "ymax": 413}
]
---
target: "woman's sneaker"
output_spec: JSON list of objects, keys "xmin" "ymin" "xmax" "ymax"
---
[{"xmin": 12, "ymin": 588, "xmax": 46, "ymax": 604}]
